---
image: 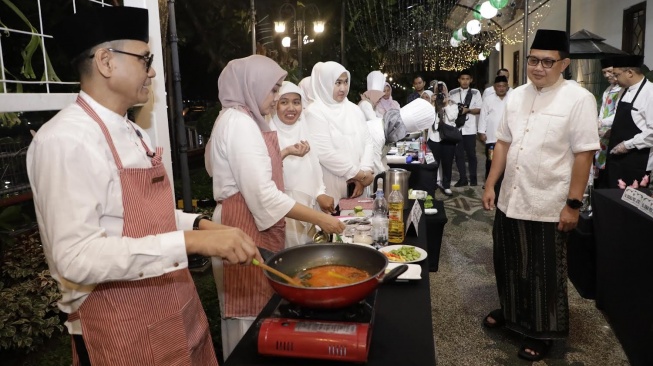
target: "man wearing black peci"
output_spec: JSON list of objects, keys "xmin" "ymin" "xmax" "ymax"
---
[{"xmin": 481, "ymin": 29, "xmax": 599, "ymax": 362}]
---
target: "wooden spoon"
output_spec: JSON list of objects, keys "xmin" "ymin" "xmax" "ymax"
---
[{"xmin": 252, "ymin": 259, "xmax": 303, "ymax": 287}]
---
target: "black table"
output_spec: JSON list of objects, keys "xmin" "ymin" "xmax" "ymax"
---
[
  {"xmin": 225, "ymin": 202, "xmax": 437, "ymax": 366},
  {"xmin": 592, "ymin": 189, "xmax": 653, "ymax": 366},
  {"xmin": 388, "ymin": 162, "xmax": 439, "ymax": 193},
  {"xmin": 423, "ymin": 199, "xmax": 447, "ymax": 272},
  {"xmin": 567, "ymin": 211, "xmax": 596, "ymax": 299}
]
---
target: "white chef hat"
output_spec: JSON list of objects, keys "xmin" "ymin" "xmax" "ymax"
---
[
  {"xmin": 400, "ymin": 98, "xmax": 436, "ymax": 132},
  {"xmin": 366, "ymin": 70, "xmax": 385, "ymax": 91}
]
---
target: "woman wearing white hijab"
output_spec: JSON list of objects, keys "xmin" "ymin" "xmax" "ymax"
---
[
  {"xmin": 376, "ymin": 82, "xmax": 401, "ymax": 117},
  {"xmin": 271, "ymin": 81, "xmax": 335, "ymax": 247},
  {"xmin": 304, "ymin": 61, "xmax": 375, "ymax": 206},
  {"xmin": 205, "ymin": 55, "xmax": 344, "ymax": 358},
  {"xmin": 298, "ymin": 76, "xmax": 314, "ymax": 105}
]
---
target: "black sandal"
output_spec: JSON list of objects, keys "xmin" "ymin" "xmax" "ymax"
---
[
  {"xmin": 482, "ymin": 309, "xmax": 505, "ymax": 329},
  {"xmin": 518, "ymin": 338, "xmax": 552, "ymax": 361}
]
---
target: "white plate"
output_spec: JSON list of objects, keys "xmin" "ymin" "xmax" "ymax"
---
[
  {"xmin": 386, "ymin": 263, "xmax": 422, "ymax": 281},
  {"xmin": 378, "ymin": 245, "xmax": 428, "ymax": 263},
  {"xmin": 425, "ymin": 208, "xmax": 438, "ymax": 215},
  {"xmin": 339, "ymin": 209, "xmax": 373, "ymax": 218}
]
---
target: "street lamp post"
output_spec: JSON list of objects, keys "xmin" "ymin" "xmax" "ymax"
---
[{"xmin": 275, "ymin": 2, "xmax": 324, "ymax": 79}]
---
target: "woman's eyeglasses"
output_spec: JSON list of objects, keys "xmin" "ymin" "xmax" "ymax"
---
[
  {"xmin": 526, "ymin": 56, "xmax": 562, "ymax": 69},
  {"xmin": 89, "ymin": 48, "xmax": 154, "ymax": 71}
]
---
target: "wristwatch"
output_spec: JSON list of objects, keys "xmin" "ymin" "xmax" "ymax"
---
[{"xmin": 566, "ymin": 198, "xmax": 583, "ymax": 210}]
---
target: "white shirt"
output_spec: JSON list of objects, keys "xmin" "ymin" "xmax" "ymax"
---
[
  {"xmin": 367, "ymin": 117, "xmax": 387, "ymax": 174},
  {"xmin": 305, "ymin": 102, "xmax": 374, "ymax": 206},
  {"xmin": 496, "ymin": 76, "xmax": 600, "ymax": 222},
  {"xmin": 617, "ymin": 78, "xmax": 653, "ymax": 170},
  {"xmin": 478, "ymin": 93, "xmax": 508, "ymax": 144},
  {"xmin": 449, "ymin": 87, "xmax": 483, "ymax": 135},
  {"xmin": 206, "ymin": 108, "xmax": 296, "ymax": 230},
  {"xmin": 483, "ymin": 85, "xmax": 513, "ymax": 98},
  {"xmin": 428, "ymin": 104, "xmax": 460, "ymax": 143},
  {"xmin": 26, "ymin": 92, "xmax": 191, "ymax": 334}
]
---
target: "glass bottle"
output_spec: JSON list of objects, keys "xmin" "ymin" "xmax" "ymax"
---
[{"xmin": 388, "ymin": 184, "xmax": 404, "ymax": 243}]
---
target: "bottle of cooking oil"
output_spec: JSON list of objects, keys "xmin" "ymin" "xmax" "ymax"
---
[{"xmin": 388, "ymin": 184, "xmax": 404, "ymax": 243}]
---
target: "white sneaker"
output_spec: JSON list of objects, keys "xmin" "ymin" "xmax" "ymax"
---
[{"xmin": 444, "ymin": 188, "xmax": 453, "ymax": 196}]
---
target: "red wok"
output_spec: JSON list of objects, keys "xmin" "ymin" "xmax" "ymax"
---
[{"xmin": 260, "ymin": 243, "xmax": 407, "ymax": 309}]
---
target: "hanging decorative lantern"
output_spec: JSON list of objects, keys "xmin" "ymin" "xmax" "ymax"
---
[
  {"xmin": 466, "ymin": 19, "xmax": 482, "ymax": 35},
  {"xmin": 473, "ymin": 4, "xmax": 483, "ymax": 20},
  {"xmin": 461, "ymin": 27, "xmax": 471, "ymax": 39},
  {"xmin": 450, "ymin": 37, "xmax": 460, "ymax": 47},
  {"xmin": 478, "ymin": 52, "xmax": 487, "ymax": 61},
  {"xmin": 489, "ymin": 0, "xmax": 509, "ymax": 9},
  {"xmin": 456, "ymin": 28, "xmax": 467, "ymax": 41},
  {"xmin": 495, "ymin": 41, "xmax": 501, "ymax": 51},
  {"xmin": 480, "ymin": 1, "xmax": 499, "ymax": 19}
]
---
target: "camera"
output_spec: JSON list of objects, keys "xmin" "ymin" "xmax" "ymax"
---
[{"xmin": 436, "ymin": 82, "xmax": 445, "ymax": 102}]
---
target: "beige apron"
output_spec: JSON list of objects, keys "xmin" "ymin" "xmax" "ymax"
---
[{"xmin": 69, "ymin": 96, "xmax": 217, "ymax": 365}]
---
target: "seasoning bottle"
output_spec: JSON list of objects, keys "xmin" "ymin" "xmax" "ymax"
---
[
  {"xmin": 373, "ymin": 178, "xmax": 388, "ymax": 217},
  {"xmin": 388, "ymin": 184, "xmax": 404, "ymax": 243}
]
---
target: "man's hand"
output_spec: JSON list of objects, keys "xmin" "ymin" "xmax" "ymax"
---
[
  {"xmin": 482, "ymin": 186, "xmax": 496, "ymax": 210},
  {"xmin": 609, "ymin": 141, "xmax": 628, "ymax": 155},
  {"xmin": 478, "ymin": 133, "xmax": 487, "ymax": 143},
  {"xmin": 185, "ymin": 227, "xmax": 262, "ymax": 265},
  {"xmin": 316, "ymin": 194, "xmax": 335, "ymax": 214},
  {"xmin": 558, "ymin": 205, "xmax": 580, "ymax": 232}
]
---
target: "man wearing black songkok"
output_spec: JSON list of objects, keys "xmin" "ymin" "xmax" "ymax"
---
[
  {"xmin": 27, "ymin": 6, "xmax": 261, "ymax": 365},
  {"xmin": 481, "ymin": 29, "xmax": 600, "ymax": 361}
]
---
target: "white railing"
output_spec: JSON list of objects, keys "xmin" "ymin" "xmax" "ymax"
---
[{"xmin": 0, "ymin": 0, "xmax": 173, "ymax": 182}]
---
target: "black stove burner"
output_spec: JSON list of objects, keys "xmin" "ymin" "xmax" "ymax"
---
[{"xmin": 273, "ymin": 291, "xmax": 377, "ymax": 324}]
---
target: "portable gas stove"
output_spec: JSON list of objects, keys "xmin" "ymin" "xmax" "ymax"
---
[{"xmin": 257, "ymin": 291, "xmax": 377, "ymax": 363}]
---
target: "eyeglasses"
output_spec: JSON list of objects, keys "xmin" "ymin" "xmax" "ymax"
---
[
  {"xmin": 526, "ymin": 56, "xmax": 562, "ymax": 69},
  {"xmin": 89, "ymin": 48, "xmax": 154, "ymax": 71}
]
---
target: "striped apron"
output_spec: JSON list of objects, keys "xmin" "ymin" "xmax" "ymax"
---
[
  {"xmin": 69, "ymin": 96, "xmax": 217, "ymax": 366},
  {"xmin": 220, "ymin": 110, "xmax": 286, "ymax": 318}
]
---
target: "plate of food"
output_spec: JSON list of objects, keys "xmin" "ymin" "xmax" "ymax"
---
[{"xmin": 378, "ymin": 245, "xmax": 427, "ymax": 263}]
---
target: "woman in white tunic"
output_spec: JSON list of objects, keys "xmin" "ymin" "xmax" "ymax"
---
[
  {"xmin": 205, "ymin": 55, "xmax": 344, "ymax": 359},
  {"xmin": 271, "ymin": 81, "xmax": 335, "ymax": 247},
  {"xmin": 304, "ymin": 61, "xmax": 375, "ymax": 206}
]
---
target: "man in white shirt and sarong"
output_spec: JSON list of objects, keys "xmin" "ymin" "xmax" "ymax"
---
[{"xmin": 481, "ymin": 29, "xmax": 599, "ymax": 362}]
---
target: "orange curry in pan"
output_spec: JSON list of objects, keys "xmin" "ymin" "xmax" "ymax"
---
[{"xmin": 294, "ymin": 265, "xmax": 370, "ymax": 287}]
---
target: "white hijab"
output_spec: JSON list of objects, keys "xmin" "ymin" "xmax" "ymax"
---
[
  {"xmin": 271, "ymin": 82, "xmax": 323, "ymax": 201},
  {"xmin": 306, "ymin": 61, "xmax": 365, "ymax": 164},
  {"xmin": 298, "ymin": 76, "xmax": 314, "ymax": 104}
]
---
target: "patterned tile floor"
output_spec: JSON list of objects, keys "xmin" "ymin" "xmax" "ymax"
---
[{"xmin": 427, "ymin": 143, "xmax": 629, "ymax": 365}]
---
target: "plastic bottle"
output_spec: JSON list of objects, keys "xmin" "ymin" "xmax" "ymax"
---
[
  {"xmin": 373, "ymin": 178, "xmax": 388, "ymax": 217},
  {"xmin": 388, "ymin": 184, "xmax": 404, "ymax": 243}
]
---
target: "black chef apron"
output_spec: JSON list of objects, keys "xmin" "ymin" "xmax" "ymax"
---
[{"xmin": 606, "ymin": 79, "xmax": 650, "ymax": 188}]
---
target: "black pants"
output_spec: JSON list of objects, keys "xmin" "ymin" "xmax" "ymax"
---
[
  {"xmin": 73, "ymin": 334, "xmax": 92, "ymax": 366},
  {"xmin": 455, "ymin": 134, "xmax": 478, "ymax": 183},
  {"xmin": 484, "ymin": 142, "xmax": 495, "ymax": 181},
  {"xmin": 429, "ymin": 139, "xmax": 456, "ymax": 189}
]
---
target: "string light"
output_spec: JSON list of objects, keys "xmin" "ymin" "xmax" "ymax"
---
[{"xmin": 348, "ymin": 0, "xmax": 554, "ymax": 72}]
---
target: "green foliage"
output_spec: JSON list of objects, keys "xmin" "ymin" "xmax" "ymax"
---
[{"xmin": 0, "ymin": 231, "xmax": 62, "ymax": 352}]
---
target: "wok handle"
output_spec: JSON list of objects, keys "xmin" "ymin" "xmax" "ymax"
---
[
  {"xmin": 380, "ymin": 264, "xmax": 409, "ymax": 283},
  {"xmin": 258, "ymin": 247, "xmax": 276, "ymax": 262}
]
